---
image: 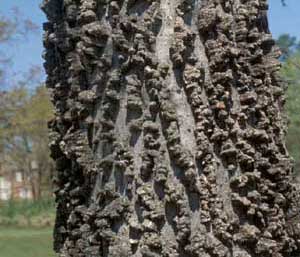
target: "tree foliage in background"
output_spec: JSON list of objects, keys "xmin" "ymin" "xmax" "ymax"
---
[
  {"xmin": 277, "ymin": 34, "xmax": 300, "ymax": 60},
  {"xmin": 0, "ymin": 11, "xmax": 53, "ymax": 200},
  {"xmin": 0, "ymin": 85, "xmax": 54, "ymax": 199},
  {"xmin": 277, "ymin": 34, "xmax": 300, "ymax": 175}
]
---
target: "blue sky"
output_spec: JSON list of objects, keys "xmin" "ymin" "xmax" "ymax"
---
[
  {"xmin": 0, "ymin": 0, "xmax": 300, "ymax": 87},
  {"xmin": 0, "ymin": 0, "xmax": 46, "ymax": 87},
  {"xmin": 269, "ymin": 0, "xmax": 300, "ymax": 38}
]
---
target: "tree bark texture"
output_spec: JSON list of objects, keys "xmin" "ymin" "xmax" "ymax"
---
[{"xmin": 42, "ymin": 0, "xmax": 300, "ymax": 256}]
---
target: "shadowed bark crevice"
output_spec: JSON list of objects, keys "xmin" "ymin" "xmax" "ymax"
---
[{"xmin": 43, "ymin": 0, "xmax": 300, "ymax": 256}]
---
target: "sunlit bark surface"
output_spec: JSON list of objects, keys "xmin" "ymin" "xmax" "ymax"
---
[{"xmin": 42, "ymin": 0, "xmax": 300, "ymax": 256}]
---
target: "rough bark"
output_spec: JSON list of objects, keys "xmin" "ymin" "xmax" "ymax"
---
[{"xmin": 42, "ymin": 0, "xmax": 300, "ymax": 256}]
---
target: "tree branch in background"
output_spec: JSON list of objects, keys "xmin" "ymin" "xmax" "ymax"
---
[
  {"xmin": 0, "ymin": 16, "xmax": 16, "ymax": 43},
  {"xmin": 0, "ymin": 84, "xmax": 54, "ymax": 200},
  {"xmin": 0, "ymin": 8, "xmax": 39, "ymax": 86}
]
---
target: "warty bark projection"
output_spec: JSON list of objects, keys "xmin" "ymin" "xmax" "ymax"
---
[{"xmin": 42, "ymin": 0, "xmax": 300, "ymax": 256}]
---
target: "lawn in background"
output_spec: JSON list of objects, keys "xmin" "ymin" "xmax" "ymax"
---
[
  {"xmin": 0, "ymin": 198, "xmax": 55, "ymax": 227},
  {"xmin": 0, "ymin": 227, "xmax": 56, "ymax": 257}
]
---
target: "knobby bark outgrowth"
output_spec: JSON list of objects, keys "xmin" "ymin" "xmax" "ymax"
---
[{"xmin": 42, "ymin": 0, "xmax": 300, "ymax": 256}]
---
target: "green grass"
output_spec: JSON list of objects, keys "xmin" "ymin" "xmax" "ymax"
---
[
  {"xmin": 0, "ymin": 198, "xmax": 55, "ymax": 227},
  {"xmin": 0, "ymin": 199, "xmax": 57, "ymax": 256},
  {"xmin": 0, "ymin": 227, "xmax": 57, "ymax": 257}
]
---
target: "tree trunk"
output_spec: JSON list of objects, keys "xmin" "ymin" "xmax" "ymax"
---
[
  {"xmin": 36, "ymin": 167, "xmax": 43, "ymax": 199},
  {"xmin": 42, "ymin": 0, "xmax": 300, "ymax": 256},
  {"xmin": 27, "ymin": 161, "xmax": 38, "ymax": 201}
]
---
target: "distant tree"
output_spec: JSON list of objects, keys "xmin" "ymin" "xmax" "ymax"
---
[
  {"xmin": 0, "ymin": 85, "xmax": 54, "ymax": 199},
  {"xmin": 0, "ymin": 8, "xmax": 52, "ymax": 199},
  {"xmin": 277, "ymin": 34, "xmax": 300, "ymax": 60},
  {"xmin": 278, "ymin": 34, "xmax": 300, "ymax": 176}
]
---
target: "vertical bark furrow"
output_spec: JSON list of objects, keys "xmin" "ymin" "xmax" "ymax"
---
[{"xmin": 42, "ymin": 0, "xmax": 300, "ymax": 256}]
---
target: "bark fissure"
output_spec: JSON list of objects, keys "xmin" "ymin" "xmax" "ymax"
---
[{"xmin": 43, "ymin": 0, "xmax": 300, "ymax": 256}]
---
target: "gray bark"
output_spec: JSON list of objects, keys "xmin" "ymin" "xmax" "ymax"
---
[{"xmin": 42, "ymin": 0, "xmax": 300, "ymax": 256}]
